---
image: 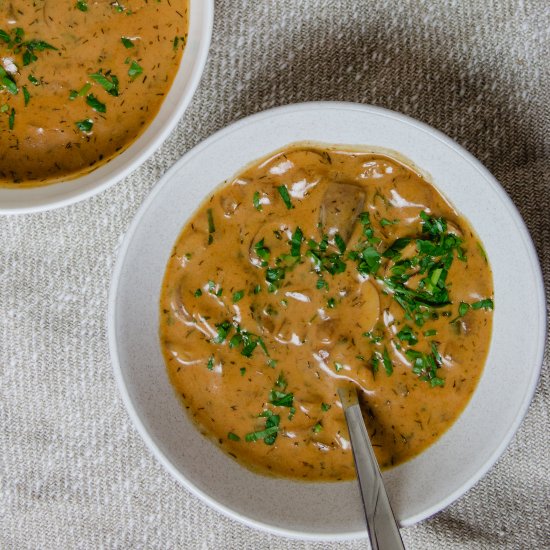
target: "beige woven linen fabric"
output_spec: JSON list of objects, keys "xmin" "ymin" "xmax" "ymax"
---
[{"xmin": 0, "ymin": 0, "xmax": 548, "ymax": 548}]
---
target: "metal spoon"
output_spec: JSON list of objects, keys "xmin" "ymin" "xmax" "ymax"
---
[{"xmin": 338, "ymin": 387, "xmax": 405, "ymax": 550}]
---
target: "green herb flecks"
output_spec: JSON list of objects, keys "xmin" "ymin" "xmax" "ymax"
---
[
  {"xmin": 75, "ymin": 1, "xmax": 88, "ymax": 11},
  {"xmin": 206, "ymin": 355, "xmax": 214, "ymax": 370},
  {"xmin": 227, "ymin": 432, "xmax": 240, "ymax": 442},
  {"xmin": 127, "ymin": 59, "xmax": 143, "ymax": 79},
  {"xmin": 75, "ymin": 119, "xmax": 93, "ymax": 133},
  {"xmin": 86, "ymin": 93, "xmax": 106, "ymax": 113},
  {"xmin": 8, "ymin": 107, "xmax": 15, "ymax": 130},
  {"xmin": 405, "ymin": 343, "xmax": 444, "ymax": 387},
  {"xmin": 121, "ymin": 37, "xmax": 134, "ymax": 49},
  {"xmin": 245, "ymin": 410, "xmax": 280, "ymax": 445},
  {"xmin": 206, "ymin": 208, "xmax": 215, "ymax": 244},
  {"xmin": 277, "ymin": 185, "xmax": 293, "ymax": 209},
  {"xmin": 232, "ymin": 290, "xmax": 245, "ymax": 303},
  {"xmin": 253, "ymin": 191, "xmax": 262, "ymax": 211},
  {"xmin": 89, "ymin": 70, "xmax": 119, "ymax": 96}
]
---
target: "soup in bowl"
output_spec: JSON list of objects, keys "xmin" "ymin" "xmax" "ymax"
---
[
  {"xmin": 108, "ymin": 103, "xmax": 545, "ymax": 539},
  {"xmin": 0, "ymin": 0, "xmax": 213, "ymax": 213}
]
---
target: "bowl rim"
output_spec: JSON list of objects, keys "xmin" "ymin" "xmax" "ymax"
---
[
  {"xmin": 108, "ymin": 101, "xmax": 547, "ymax": 541},
  {"xmin": 0, "ymin": 0, "xmax": 214, "ymax": 215}
]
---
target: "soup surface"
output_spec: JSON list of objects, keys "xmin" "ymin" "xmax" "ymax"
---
[
  {"xmin": 0, "ymin": 0, "xmax": 188, "ymax": 187},
  {"xmin": 160, "ymin": 144, "xmax": 494, "ymax": 481}
]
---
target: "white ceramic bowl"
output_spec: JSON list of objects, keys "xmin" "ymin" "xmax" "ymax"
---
[
  {"xmin": 0, "ymin": 0, "xmax": 214, "ymax": 215},
  {"xmin": 108, "ymin": 103, "xmax": 546, "ymax": 540}
]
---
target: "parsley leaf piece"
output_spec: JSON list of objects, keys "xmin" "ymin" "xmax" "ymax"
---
[
  {"xmin": 75, "ymin": 119, "xmax": 93, "ymax": 132},
  {"xmin": 277, "ymin": 185, "xmax": 293, "ymax": 209},
  {"xmin": 194, "ymin": 288, "xmax": 202, "ymax": 297},
  {"xmin": 127, "ymin": 60, "xmax": 143, "ymax": 79},
  {"xmin": 227, "ymin": 432, "xmax": 240, "ymax": 441},
  {"xmin": 232, "ymin": 290, "xmax": 245, "ymax": 303},
  {"xmin": 471, "ymin": 298, "xmax": 494, "ymax": 310},
  {"xmin": 206, "ymin": 208, "xmax": 215, "ymax": 243},
  {"xmin": 121, "ymin": 37, "xmax": 134, "ymax": 48},
  {"xmin": 253, "ymin": 191, "xmax": 262, "ymax": 211},
  {"xmin": 85, "ymin": 93, "xmax": 106, "ymax": 113},
  {"xmin": 290, "ymin": 226, "xmax": 303, "ymax": 257},
  {"xmin": 312, "ymin": 422, "xmax": 323, "ymax": 433},
  {"xmin": 8, "ymin": 108, "xmax": 15, "ymax": 130},
  {"xmin": 76, "ymin": 0, "xmax": 88, "ymax": 11},
  {"xmin": 213, "ymin": 321, "xmax": 232, "ymax": 344},
  {"xmin": 334, "ymin": 362, "xmax": 344, "ymax": 372},
  {"xmin": 22, "ymin": 86, "xmax": 30, "ymax": 106},
  {"xmin": 334, "ymin": 233, "xmax": 346, "ymax": 253},
  {"xmin": 269, "ymin": 390, "xmax": 294, "ymax": 408},
  {"xmin": 254, "ymin": 238, "xmax": 270, "ymax": 261},
  {"xmin": 89, "ymin": 71, "xmax": 119, "ymax": 96},
  {"xmin": 382, "ymin": 347, "xmax": 393, "ymax": 376},
  {"xmin": 396, "ymin": 325, "xmax": 418, "ymax": 345},
  {"xmin": 207, "ymin": 355, "xmax": 214, "ymax": 370},
  {"xmin": 321, "ymin": 402, "xmax": 331, "ymax": 412}
]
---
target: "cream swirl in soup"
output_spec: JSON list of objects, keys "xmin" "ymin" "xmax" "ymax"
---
[{"xmin": 160, "ymin": 144, "xmax": 494, "ymax": 481}]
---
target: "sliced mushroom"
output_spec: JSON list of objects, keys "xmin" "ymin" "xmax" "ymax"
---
[{"xmin": 319, "ymin": 182, "xmax": 365, "ymax": 243}]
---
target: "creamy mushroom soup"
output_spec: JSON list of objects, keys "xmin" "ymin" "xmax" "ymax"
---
[
  {"xmin": 0, "ymin": 0, "xmax": 188, "ymax": 187},
  {"xmin": 160, "ymin": 144, "xmax": 494, "ymax": 481}
]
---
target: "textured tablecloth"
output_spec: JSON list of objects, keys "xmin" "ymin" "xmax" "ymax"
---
[{"xmin": 1, "ymin": 1, "xmax": 548, "ymax": 548}]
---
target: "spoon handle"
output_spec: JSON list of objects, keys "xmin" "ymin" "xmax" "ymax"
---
[{"xmin": 343, "ymin": 402, "xmax": 405, "ymax": 550}]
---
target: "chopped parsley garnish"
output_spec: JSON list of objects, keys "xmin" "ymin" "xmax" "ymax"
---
[
  {"xmin": 290, "ymin": 227, "xmax": 303, "ymax": 257},
  {"xmin": 254, "ymin": 239, "xmax": 270, "ymax": 262},
  {"xmin": 471, "ymin": 298, "xmax": 493, "ymax": 310},
  {"xmin": 316, "ymin": 278, "xmax": 328, "ymax": 290},
  {"xmin": 232, "ymin": 290, "xmax": 245, "ymax": 303},
  {"xmin": 75, "ymin": 119, "xmax": 93, "ymax": 133},
  {"xmin": 28, "ymin": 74, "xmax": 40, "ymax": 86},
  {"xmin": 86, "ymin": 93, "xmax": 106, "ymax": 113},
  {"xmin": 277, "ymin": 185, "xmax": 293, "ymax": 209},
  {"xmin": 8, "ymin": 108, "xmax": 15, "ymax": 130},
  {"xmin": 382, "ymin": 347, "xmax": 393, "ymax": 376},
  {"xmin": 227, "ymin": 432, "xmax": 240, "ymax": 441},
  {"xmin": 206, "ymin": 355, "xmax": 214, "ymax": 370},
  {"xmin": 396, "ymin": 325, "xmax": 418, "ymax": 345},
  {"xmin": 76, "ymin": 1, "xmax": 88, "ymax": 11},
  {"xmin": 327, "ymin": 297, "xmax": 336, "ymax": 309},
  {"xmin": 253, "ymin": 191, "xmax": 262, "ymax": 211},
  {"xmin": 0, "ymin": 67, "xmax": 18, "ymax": 95},
  {"xmin": 334, "ymin": 233, "xmax": 346, "ymax": 254},
  {"xmin": 321, "ymin": 402, "xmax": 331, "ymax": 412},
  {"xmin": 405, "ymin": 343, "xmax": 444, "ymax": 387},
  {"xmin": 22, "ymin": 86, "xmax": 30, "ymax": 106},
  {"xmin": 213, "ymin": 321, "xmax": 232, "ymax": 344},
  {"xmin": 121, "ymin": 37, "xmax": 134, "ymax": 48},
  {"xmin": 245, "ymin": 411, "xmax": 280, "ymax": 445},
  {"xmin": 380, "ymin": 218, "xmax": 397, "ymax": 227},
  {"xmin": 269, "ymin": 389, "xmax": 294, "ymax": 408},
  {"xmin": 194, "ymin": 288, "xmax": 202, "ymax": 297},
  {"xmin": 89, "ymin": 70, "xmax": 119, "ymax": 96},
  {"xmin": 127, "ymin": 59, "xmax": 143, "ymax": 79},
  {"xmin": 312, "ymin": 422, "xmax": 323, "ymax": 433},
  {"xmin": 240, "ymin": 367, "xmax": 246, "ymax": 376},
  {"xmin": 334, "ymin": 362, "xmax": 344, "ymax": 372},
  {"xmin": 206, "ymin": 208, "xmax": 215, "ymax": 244}
]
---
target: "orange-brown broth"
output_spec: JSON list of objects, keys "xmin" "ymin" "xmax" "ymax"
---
[
  {"xmin": 0, "ymin": 0, "xmax": 188, "ymax": 187},
  {"xmin": 160, "ymin": 145, "xmax": 494, "ymax": 481}
]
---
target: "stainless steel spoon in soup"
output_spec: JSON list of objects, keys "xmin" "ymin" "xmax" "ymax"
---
[{"xmin": 339, "ymin": 387, "xmax": 405, "ymax": 550}]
